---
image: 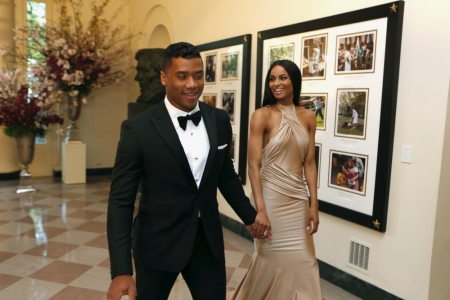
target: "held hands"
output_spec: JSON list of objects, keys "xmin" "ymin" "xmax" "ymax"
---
[
  {"xmin": 107, "ymin": 274, "xmax": 136, "ymax": 300},
  {"xmin": 246, "ymin": 211, "xmax": 272, "ymax": 240},
  {"xmin": 307, "ymin": 206, "xmax": 320, "ymax": 235}
]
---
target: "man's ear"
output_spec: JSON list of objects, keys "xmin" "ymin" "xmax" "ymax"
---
[{"xmin": 160, "ymin": 70, "xmax": 167, "ymax": 86}]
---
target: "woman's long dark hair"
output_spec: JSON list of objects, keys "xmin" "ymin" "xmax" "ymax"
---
[{"xmin": 261, "ymin": 60, "xmax": 302, "ymax": 107}]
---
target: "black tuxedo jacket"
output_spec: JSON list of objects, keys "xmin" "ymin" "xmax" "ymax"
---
[{"xmin": 107, "ymin": 100, "xmax": 256, "ymax": 278}]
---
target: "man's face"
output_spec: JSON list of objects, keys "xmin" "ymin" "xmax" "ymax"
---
[{"xmin": 160, "ymin": 57, "xmax": 204, "ymax": 112}]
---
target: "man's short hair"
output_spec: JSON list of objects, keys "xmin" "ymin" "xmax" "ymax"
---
[{"xmin": 162, "ymin": 42, "xmax": 202, "ymax": 72}]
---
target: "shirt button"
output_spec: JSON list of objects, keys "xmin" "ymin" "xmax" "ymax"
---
[
  {"xmin": 195, "ymin": 157, "xmax": 198, "ymax": 160},
  {"xmin": 195, "ymin": 179, "xmax": 198, "ymax": 181},
  {"xmin": 191, "ymin": 133, "xmax": 193, "ymax": 136}
]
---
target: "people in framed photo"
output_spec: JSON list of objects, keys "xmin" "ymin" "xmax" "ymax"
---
[
  {"xmin": 221, "ymin": 53, "xmax": 239, "ymax": 80},
  {"xmin": 335, "ymin": 30, "xmax": 377, "ymax": 74},
  {"xmin": 205, "ymin": 53, "xmax": 217, "ymax": 83},
  {"xmin": 299, "ymin": 93, "xmax": 327, "ymax": 130},
  {"xmin": 334, "ymin": 88, "xmax": 369, "ymax": 139},
  {"xmin": 230, "ymin": 134, "xmax": 236, "ymax": 161},
  {"xmin": 328, "ymin": 150, "xmax": 368, "ymax": 196},
  {"xmin": 221, "ymin": 90, "xmax": 235, "ymax": 123},
  {"xmin": 301, "ymin": 34, "xmax": 327, "ymax": 79},
  {"xmin": 202, "ymin": 94, "xmax": 217, "ymax": 107},
  {"xmin": 269, "ymin": 43, "xmax": 294, "ymax": 66}
]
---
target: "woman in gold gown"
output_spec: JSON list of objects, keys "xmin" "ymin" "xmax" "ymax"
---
[{"xmin": 229, "ymin": 60, "xmax": 322, "ymax": 299}]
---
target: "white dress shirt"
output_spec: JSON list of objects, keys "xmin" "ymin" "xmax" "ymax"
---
[{"xmin": 164, "ymin": 97, "xmax": 210, "ymax": 190}]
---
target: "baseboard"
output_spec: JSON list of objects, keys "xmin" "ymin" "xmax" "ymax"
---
[
  {"xmin": 219, "ymin": 213, "xmax": 402, "ymax": 300},
  {"xmin": 0, "ymin": 171, "xmax": 20, "ymax": 181},
  {"xmin": 52, "ymin": 167, "xmax": 113, "ymax": 178}
]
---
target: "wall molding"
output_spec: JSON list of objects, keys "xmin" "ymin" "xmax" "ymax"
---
[{"xmin": 52, "ymin": 168, "xmax": 113, "ymax": 178}]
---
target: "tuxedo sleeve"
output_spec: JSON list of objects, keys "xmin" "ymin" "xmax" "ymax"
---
[
  {"xmin": 217, "ymin": 112, "xmax": 257, "ymax": 225},
  {"xmin": 107, "ymin": 120, "xmax": 142, "ymax": 279}
]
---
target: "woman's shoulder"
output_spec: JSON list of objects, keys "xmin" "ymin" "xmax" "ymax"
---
[{"xmin": 252, "ymin": 105, "xmax": 272, "ymax": 118}]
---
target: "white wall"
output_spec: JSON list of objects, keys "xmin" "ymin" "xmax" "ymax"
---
[
  {"xmin": 0, "ymin": 0, "xmax": 20, "ymax": 173},
  {"xmin": 429, "ymin": 79, "xmax": 450, "ymax": 300},
  {"xmin": 127, "ymin": 1, "xmax": 450, "ymax": 299}
]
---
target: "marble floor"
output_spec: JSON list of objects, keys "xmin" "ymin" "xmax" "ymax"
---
[{"xmin": 0, "ymin": 176, "xmax": 361, "ymax": 300}]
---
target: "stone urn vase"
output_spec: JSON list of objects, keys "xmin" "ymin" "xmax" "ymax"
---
[
  {"xmin": 15, "ymin": 134, "xmax": 36, "ymax": 193},
  {"xmin": 65, "ymin": 94, "xmax": 83, "ymax": 143}
]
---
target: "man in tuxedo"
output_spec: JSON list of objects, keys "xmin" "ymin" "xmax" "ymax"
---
[{"xmin": 106, "ymin": 42, "xmax": 269, "ymax": 300}]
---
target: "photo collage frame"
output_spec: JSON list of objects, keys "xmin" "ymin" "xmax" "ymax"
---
[
  {"xmin": 255, "ymin": 2, "xmax": 404, "ymax": 231},
  {"xmin": 197, "ymin": 35, "xmax": 252, "ymax": 184}
]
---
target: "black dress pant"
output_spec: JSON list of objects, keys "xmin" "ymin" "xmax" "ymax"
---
[{"xmin": 135, "ymin": 220, "xmax": 226, "ymax": 300}]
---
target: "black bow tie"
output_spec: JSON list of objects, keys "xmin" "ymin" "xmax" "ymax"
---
[{"xmin": 177, "ymin": 111, "xmax": 202, "ymax": 131}]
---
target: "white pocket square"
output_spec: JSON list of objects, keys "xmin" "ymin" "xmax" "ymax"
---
[{"xmin": 218, "ymin": 144, "xmax": 227, "ymax": 150}]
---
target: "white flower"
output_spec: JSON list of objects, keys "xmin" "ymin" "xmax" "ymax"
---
[
  {"xmin": 63, "ymin": 61, "xmax": 71, "ymax": 70},
  {"xmin": 81, "ymin": 97, "xmax": 87, "ymax": 104},
  {"xmin": 68, "ymin": 49, "xmax": 76, "ymax": 56},
  {"xmin": 53, "ymin": 38, "xmax": 66, "ymax": 48},
  {"xmin": 69, "ymin": 90, "xmax": 79, "ymax": 96},
  {"xmin": 62, "ymin": 72, "xmax": 72, "ymax": 81}
]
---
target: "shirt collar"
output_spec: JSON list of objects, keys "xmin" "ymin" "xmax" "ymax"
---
[{"xmin": 164, "ymin": 96, "xmax": 200, "ymax": 120}]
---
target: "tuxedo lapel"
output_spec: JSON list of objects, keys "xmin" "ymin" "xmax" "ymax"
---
[
  {"xmin": 199, "ymin": 101, "xmax": 217, "ymax": 188},
  {"xmin": 151, "ymin": 102, "xmax": 192, "ymax": 177}
]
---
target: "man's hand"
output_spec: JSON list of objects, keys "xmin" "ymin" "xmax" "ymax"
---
[{"xmin": 107, "ymin": 275, "xmax": 136, "ymax": 300}]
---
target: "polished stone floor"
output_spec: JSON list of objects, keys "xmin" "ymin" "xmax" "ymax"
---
[{"xmin": 0, "ymin": 176, "xmax": 360, "ymax": 300}]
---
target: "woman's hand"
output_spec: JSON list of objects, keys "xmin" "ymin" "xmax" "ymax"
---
[
  {"xmin": 307, "ymin": 206, "xmax": 319, "ymax": 235},
  {"xmin": 252, "ymin": 210, "xmax": 272, "ymax": 239}
]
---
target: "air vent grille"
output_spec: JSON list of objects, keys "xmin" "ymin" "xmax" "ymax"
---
[{"xmin": 349, "ymin": 241, "xmax": 370, "ymax": 271}]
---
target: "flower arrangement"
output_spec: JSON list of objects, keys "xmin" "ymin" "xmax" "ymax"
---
[
  {"xmin": 2, "ymin": 0, "xmax": 138, "ymax": 102},
  {"xmin": 0, "ymin": 65, "xmax": 63, "ymax": 138}
]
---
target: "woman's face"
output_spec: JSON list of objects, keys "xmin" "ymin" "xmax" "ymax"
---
[{"xmin": 269, "ymin": 65, "xmax": 294, "ymax": 102}]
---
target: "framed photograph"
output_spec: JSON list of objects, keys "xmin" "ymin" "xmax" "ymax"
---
[
  {"xmin": 334, "ymin": 89, "xmax": 369, "ymax": 139},
  {"xmin": 221, "ymin": 52, "xmax": 239, "ymax": 80},
  {"xmin": 300, "ymin": 93, "xmax": 328, "ymax": 131},
  {"xmin": 315, "ymin": 143, "xmax": 322, "ymax": 188},
  {"xmin": 230, "ymin": 134, "xmax": 236, "ymax": 161},
  {"xmin": 205, "ymin": 53, "xmax": 217, "ymax": 83},
  {"xmin": 197, "ymin": 34, "xmax": 252, "ymax": 184},
  {"xmin": 269, "ymin": 43, "xmax": 294, "ymax": 66},
  {"xmin": 221, "ymin": 91, "xmax": 236, "ymax": 124},
  {"xmin": 328, "ymin": 150, "xmax": 368, "ymax": 196},
  {"xmin": 255, "ymin": 2, "xmax": 405, "ymax": 232},
  {"xmin": 301, "ymin": 34, "xmax": 327, "ymax": 80},
  {"xmin": 202, "ymin": 93, "xmax": 217, "ymax": 107},
  {"xmin": 335, "ymin": 30, "xmax": 377, "ymax": 74}
]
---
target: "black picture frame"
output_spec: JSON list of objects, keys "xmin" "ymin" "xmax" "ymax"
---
[
  {"xmin": 255, "ymin": 2, "xmax": 404, "ymax": 232},
  {"xmin": 197, "ymin": 34, "xmax": 252, "ymax": 184}
]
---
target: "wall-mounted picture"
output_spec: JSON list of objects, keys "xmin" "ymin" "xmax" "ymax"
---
[
  {"xmin": 205, "ymin": 53, "xmax": 217, "ymax": 83},
  {"xmin": 335, "ymin": 30, "xmax": 377, "ymax": 74},
  {"xmin": 299, "ymin": 93, "xmax": 328, "ymax": 130},
  {"xmin": 335, "ymin": 89, "xmax": 369, "ymax": 139},
  {"xmin": 328, "ymin": 150, "xmax": 368, "ymax": 196},
  {"xmin": 221, "ymin": 91, "xmax": 235, "ymax": 123},
  {"xmin": 202, "ymin": 94, "xmax": 217, "ymax": 107},
  {"xmin": 230, "ymin": 134, "xmax": 236, "ymax": 161},
  {"xmin": 221, "ymin": 53, "xmax": 239, "ymax": 80},
  {"xmin": 315, "ymin": 143, "xmax": 322, "ymax": 188},
  {"xmin": 301, "ymin": 34, "xmax": 327, "ymax": 79},
  {"xmin": 269, "ymin": 43, "xmax": 294, "ymax": 66}
]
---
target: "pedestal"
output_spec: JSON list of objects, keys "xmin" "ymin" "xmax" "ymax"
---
[{"xmin": 62, "ymin": 142, "xmax": 86, "ymax": 184}]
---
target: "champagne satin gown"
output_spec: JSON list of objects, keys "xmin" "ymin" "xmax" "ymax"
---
[{"xmin": 230, "ymin": 104, "xmax": 322, "ymax": 300}]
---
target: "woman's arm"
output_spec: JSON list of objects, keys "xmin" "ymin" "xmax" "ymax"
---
[
  {"xmin": 302, "ymin": 110, "xmax": 320, "ymax": 235},
  {"xmin": 247, "ymin": 108, "xmax": 272, "ymax": 239}
]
